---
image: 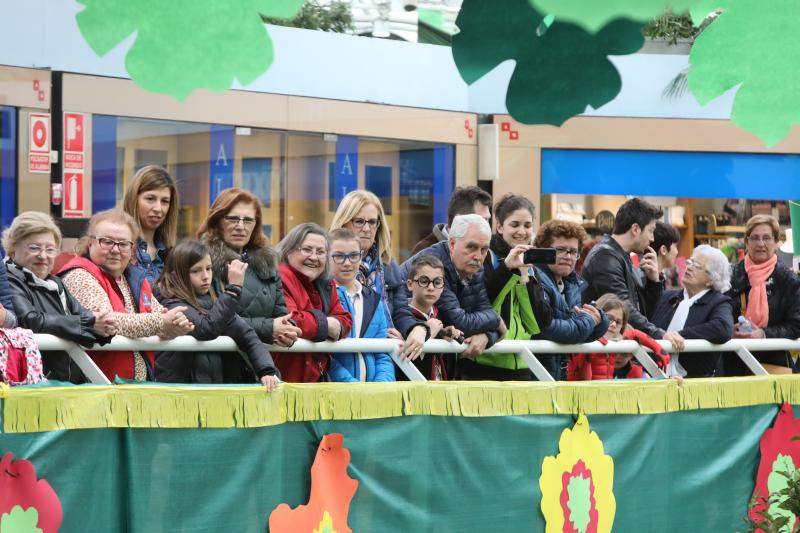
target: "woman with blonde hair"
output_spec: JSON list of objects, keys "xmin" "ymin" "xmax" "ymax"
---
[
  {"xmin": 330, "ymin": 190, "xmax": 426, "ymax": 358},
  {"xmin": 122, "ymin": 165, "xmax": 179, "ymax": 285},
  {"xmin": 725, "ymin": 214, "xmax": 800, "ymax": 374},
  {"xmin": 58, "ymin": 209, "xmax": 193, "ymax": 381}
]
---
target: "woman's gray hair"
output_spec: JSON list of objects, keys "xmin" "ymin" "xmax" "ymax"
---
[
  {"xmin": 694, "ymin": 244, "xmax": 731, "ymax": 293},
  {"xmin": 449, "ymin": 214, "xmax": 491, "ymax": 240},
  {"xmin": 275, "ymin": 223, "xmax": 331, "ymax": 280}
]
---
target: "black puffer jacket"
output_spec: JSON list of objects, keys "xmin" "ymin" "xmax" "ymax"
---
[
  {"xmin": 581, "ymin": 234, "xmax": 664, "ymax": 338},
  {"xmin": 5, "ymin": 260, "xmax": 106, "ymax": 383},
  {"xmin": 725, "ymin": 259, "xmax": 800, "ymax": 370},
  {"xmin": 399, "ymin": 240, "xmax": 500, "ymax": 346},
  {"xmin": 155, "ymin": 285, "xmax": 278, "ymax": 383},
  {"xmin": 206, "ymin": 238, "xmax": 288, "ymax": 344}
]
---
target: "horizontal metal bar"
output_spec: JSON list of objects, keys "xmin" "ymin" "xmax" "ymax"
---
[{"xmin": 33, "ymin": 334, "xmax": 800, "ymax": 355}]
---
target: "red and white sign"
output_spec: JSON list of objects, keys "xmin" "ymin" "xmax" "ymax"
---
[
  {"xmin": 28, "ymin": 113, "xmax": 50, "ymax": 173},
  {"xmin": 63, "ymin": 112, "xmax": 85, "ymax": 170},
  {"xmin": 63, "ymin": 172, "xmax": 84, "ymax": 217}
]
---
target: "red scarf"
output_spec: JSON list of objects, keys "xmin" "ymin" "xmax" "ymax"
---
[{"xmin": 744, "ymin": 254, "xmax": 777, "ymax": 328}]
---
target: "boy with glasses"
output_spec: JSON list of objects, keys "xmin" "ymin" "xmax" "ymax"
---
[
  {"xmin": 405, "ymin": 255, "xmax": 463, "ymax": 381},
  {"xmin": 326, "ymin": 229, "xmax": 395, "ymax": 382}
]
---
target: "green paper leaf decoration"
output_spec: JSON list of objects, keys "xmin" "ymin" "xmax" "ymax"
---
[
  {"xmin": 0, "ymin": 506, "xmax": 43, "ymax": 533},
  {"xmin": 452, "ymin": 0, "xmax": 645, "ymax": 126},
  {"xmin": 688, "ymin": 0, "xmax": 800, "ymax": 147},
  {"xmin": 529, "ymin": 0, "xmax": 704, "ymax": 32},
  {"xmin": 76, "ymin": 0, "xmax": 304, "ymax": 101}
]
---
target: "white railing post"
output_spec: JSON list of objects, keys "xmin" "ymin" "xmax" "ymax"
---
[
  {"xmin": 735, "ymin": 346, "xmax": 769, "ymax": 376},
  {"xmin": 517, "ymin": 347, "xmax": 556, "ymax": 381},
  {"xmin": 633, "ymin": 346, "xmax": 668, "ymax": 379}
]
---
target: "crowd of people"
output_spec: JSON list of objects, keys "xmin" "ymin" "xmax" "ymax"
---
[{"xmin": 1, "ymin": 165, "xmax": 799, "ymax": 388}]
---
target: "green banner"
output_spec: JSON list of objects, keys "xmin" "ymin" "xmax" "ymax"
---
[{"xmin": 1, "ymin": 380, "xmax": 798, "ymax": 531}]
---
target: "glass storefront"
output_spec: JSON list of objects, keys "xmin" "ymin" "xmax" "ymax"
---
[
  {"xmin": 92, "ymin": 115, "xmax": 454, "ymax": 261},
  {"xmin": 0, "ymin": 106, "xmax": 16, "ymax": 230}
]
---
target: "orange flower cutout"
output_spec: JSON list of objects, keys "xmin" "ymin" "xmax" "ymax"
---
[{"xmin": 269, "ymin": 433, "xmax": 358, "ymax": 533}]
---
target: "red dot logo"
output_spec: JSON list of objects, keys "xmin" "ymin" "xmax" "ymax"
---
[{"xmin": 32, "ymin": 120, "xmax": 47, "ymax": 148}]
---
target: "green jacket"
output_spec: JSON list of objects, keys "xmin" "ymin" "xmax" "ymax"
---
[
  {"xmin": 206, "ymin": 238, "xmax": 288, "ymax": 344},
  {"xmin": 476, "ymin": 271, "xmax": 540, "ymax": 370}
]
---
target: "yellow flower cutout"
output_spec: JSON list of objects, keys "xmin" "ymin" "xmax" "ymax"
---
[
  {"xmin": 313, "ymin": 510, "xmax": 337, "ymax": 533},
  {"xmin": 539, "ymin": 414, "xmax": 615, "ymax": 533}
]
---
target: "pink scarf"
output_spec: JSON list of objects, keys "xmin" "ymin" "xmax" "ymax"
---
[{"xmin": 744, "ymin": 254, "xmax": 777, "ymax": 328}]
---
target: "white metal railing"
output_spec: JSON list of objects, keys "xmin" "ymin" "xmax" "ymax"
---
[{"xmin": 31, "ymin": 334, "xmax": 798, "ymax": 384}]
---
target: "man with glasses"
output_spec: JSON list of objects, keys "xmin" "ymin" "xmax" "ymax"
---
[
  {"xmin": 400, "ymin": 214, "xmax": 501, "ymax": 367},
  {"xmin": 326, "ymin": 229, "xmax": 395, "ymax": 382},
  {"xmin": 532, "ymin": 221, "xmax": 609, "ymax": 368}
]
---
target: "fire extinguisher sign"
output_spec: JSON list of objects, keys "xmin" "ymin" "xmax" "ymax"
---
[
  {"xmin": 63, "ymin": 172, "xmax": 84, "ymax": 217},
  {"xmin": 62, "ymin": 112, "xmax": 85, "ymax": 217}
]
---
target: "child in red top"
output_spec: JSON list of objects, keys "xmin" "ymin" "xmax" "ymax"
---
[{"xmin": 568, "ymin": 293, "xmax": 669, "ymax": 381}]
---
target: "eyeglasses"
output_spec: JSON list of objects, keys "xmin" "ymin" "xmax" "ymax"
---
[
  {"xmin": 330, "ymin": 251, "xmax": 362, "ymax": 264},
  {"xmin": 297, "ymin": 246, "xmax": 327, "ymax": 258},
  {"xmin": 554, "ymin": 247, "xmax": 580, "ymax": 258},
  {"xmin": 351, "ymin": 218, "xmax": 380, "ymax": 230},
  {"xmin": 685, "ymin": 258, "xmax": 710, "ymax": 274},
  {"xmin": 92, "ymin": 236, "xmax": 134, "ymax": 252},
  {"xmin": 747, "ymin": 235, "xmax": 774, "ymax": 244},
  {"xmin": 24, "ymin": 244, "xmax": 59, "ymax": 257},
  {"xmin": 223, "ymin": 215, "xmax": 256, "ymax": 227},
  {"xmin": 412, "ymin": 276, "xmax": 445, "ymax": 289}
]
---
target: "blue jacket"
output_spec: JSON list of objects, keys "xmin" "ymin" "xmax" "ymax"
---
[
  {"xmin": 329, "ymin": 284, "xmax": 395, "ymax": 382},
  {"xmin": 398, "ymin": 241, "xmax": 500, "ymax": 347},
  {"xmin": 650, "ymin": 288, "xmax": 733, "ymax": 377},
  {"xmin": 535, "ymin": 266, "xmax": 609, "ymax": 344}
]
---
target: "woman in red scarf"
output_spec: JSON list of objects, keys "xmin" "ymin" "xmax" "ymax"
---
[
  {"xmin": 725, "ymin": 214, "xmax": 800, "ymax": 374},
  {"xmin": 274, "ymin": 223, "xmax": 352, "ymax": 382}
]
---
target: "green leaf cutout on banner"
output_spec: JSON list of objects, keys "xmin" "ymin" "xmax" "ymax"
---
[
  {"xmin": 75, "ymin": 0, "xmax": 304, "ymax": 100},
  {"xmin": 452, "ymin": 0, "xmax": 645, "ymax": 126},
  {"xmin": 0, "ymin": 506, "xmax": 43, "ymax": 533},
  {"xmin": 530, "ymin": 0, "xmax": 704, "ymax": 32},
  {"xmin": 688, "ymin": 0, "xmax": 800, "ymax": 147}
]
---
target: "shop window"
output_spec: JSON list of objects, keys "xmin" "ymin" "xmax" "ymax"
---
[
  {"xmin": 288, "ymin": 133, "xmax": 453, "ymax": 262},
  {"xmin": 0, "ymin": 106, "xmax": 16, "ymax": 230},
  {"xmin": 91, "ymin": 116, "xmax": 284, "ymax": 242}
]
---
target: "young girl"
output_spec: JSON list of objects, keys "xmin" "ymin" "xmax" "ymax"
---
[
  {"xmin": 155, "ymin": 240, "xmax": 279, "ymax": 390},
  {"xmin": 568, "ymin": 294, "xmax": 669, "ymax": 380}
]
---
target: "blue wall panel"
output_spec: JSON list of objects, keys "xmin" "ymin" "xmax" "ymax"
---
[
  {"xmin": 542, "ymin": 149, "xmax": 800, "ymax": 200},
  {"xmin": 0, "ymin": 107, "xmax": 17, "ymax": 231},
  {"xmin": 92, "ymin": 115, "xmax": 118, "ymax": 212}
]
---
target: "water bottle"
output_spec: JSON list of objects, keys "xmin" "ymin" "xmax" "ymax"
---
[{"xmin": 738, "ymin": 315, "xmax": 753, "ymax": 333}]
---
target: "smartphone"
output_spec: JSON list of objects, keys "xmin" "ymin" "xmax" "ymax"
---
[{"xmin": 523, "ymin": 248, "xmax": 557, "ymax": 265}]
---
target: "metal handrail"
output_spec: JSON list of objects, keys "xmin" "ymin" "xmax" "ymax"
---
[{"xmin": 31, "ymin": 334, "xmax": 792, "ymax": 384}]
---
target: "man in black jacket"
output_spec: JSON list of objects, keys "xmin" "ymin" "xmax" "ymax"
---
[
  {"xmin": 582, "ymin": 198, "xmax": 665, "ymax": 338},
  {"xmin": 411, "ymin": 186, "xmax": 492, "ymax": 255},
  {"xmin": 400, "ymin": 214, "xmax": 501, "ymax": 362}
]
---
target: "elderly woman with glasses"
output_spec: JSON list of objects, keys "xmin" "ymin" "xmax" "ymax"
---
[
  {"xmin": 4, "ymin": 212, "xmax": 119, "ymax": 382},
  {"xmin": 274, "ymin": 223, "xmax": 352, "ymax": 382},
  {"xmin": 197, "ymin": 189, "xmax": 301, "ymax": 361},
  {"xmin": 58, "ymin": 209, "xmax": 194, "ymax": 381},
  {"xmin": 650, "ymin": 245, "xmax": 734, "ymax": 378},
  {"xmin": 724, "ymin": 214, "xmax": 800, "ymax": 374}
]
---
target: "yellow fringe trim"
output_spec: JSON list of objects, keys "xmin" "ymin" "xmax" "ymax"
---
[{"xmin": 4, "ymin": 376, "xmax": 800, "ymax": 433}]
